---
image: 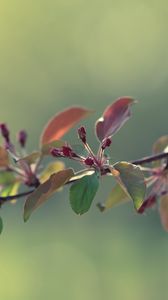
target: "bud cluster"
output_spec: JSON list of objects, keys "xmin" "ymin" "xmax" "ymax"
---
[{"xmin": 51, "ymin": 126, "xmax": 113, "ymax": 174}]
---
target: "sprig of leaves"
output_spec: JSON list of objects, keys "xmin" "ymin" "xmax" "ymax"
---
[{"xmin": 0, "ymin": 97, "xmax": 167, "ymax": 234}]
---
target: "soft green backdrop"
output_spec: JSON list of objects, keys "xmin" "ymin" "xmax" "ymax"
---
[{"xmin": 0, "ymin": 1, "xmax": 168, "ymax": 299}]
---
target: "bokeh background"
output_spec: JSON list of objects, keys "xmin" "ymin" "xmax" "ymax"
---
[{"xmin": 0, "ymin": 1, "xmax": 168, "ymax": 299}]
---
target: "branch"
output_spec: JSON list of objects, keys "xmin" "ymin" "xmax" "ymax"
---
[
  {"xmin": 131, "ymin": 152, "xmax": 168, "ymax": 165},
  {"xmin": 0, "ymin": 151, "xmax": 168, "ymax": 204},
  {"xmin": 0, "ymin": 190, "xmax": 34, "ymax": 205}
]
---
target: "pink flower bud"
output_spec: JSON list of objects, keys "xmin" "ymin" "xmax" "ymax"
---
[{"xmin": 78, "ymin": 126, "xmax": 86, "ymax": 143}]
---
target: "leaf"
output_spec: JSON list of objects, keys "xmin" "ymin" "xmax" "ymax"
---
[
  {"xmin": 153, "ymin": 135, "xmax": 168, "ymax": 154},
  {"xmin": 159, "ymin": 195, "xmax": 168, "ymax": 231},
  {"xmin": 97, "ymin": 183, "xmax": 129, "ymax": 212},
  {"xmin": 18, "ymin": 152, "xmax": 41, "ymax": 165},
  {"xmin": 41, "ymin": 140, "xmax": 65, "ymax": 156},
  {"xmin": 0, "ymin": 182, "xmax": 21, "ymax": 203},
  {"xmin": 152, "ymin": 135, "xmax": 168, "ymax": 167},
  {"xmin": 0, "ymin": 217, "xmax": 3, "ymax": 235},
  {"xmin": 95, "ymin": 97, "xmax": 135, "ymax": 141},
  {"xmin": 70, "ymin": 173, "xmax": 99, "ymax": 215},
  {"xmin": 40, "ymin": 161, "xmax": 65, "ymax": 183},
  {"xmin": 68, "ymin": 169, "xmax": 95, "ymax": 183},
  {"xmin": 40, "ymin": 107, "xmax": 92, "ymax": 145},
  {"xmin": 24, "ymin": 168, "xmax": 74, "ymax": 222},
  {"xmin": 0, "ymin": 146, "xmax": 9, "ymax": 167},
  {"xmin": 113, "ymin": 161, "xmax": 146, "ymax": 210},
  {"xmin": 0, "ymin": 171, "xmax": 16, "ymax": 185}
]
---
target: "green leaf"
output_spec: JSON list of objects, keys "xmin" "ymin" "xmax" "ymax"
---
[
  {"xmin": 0, "ymin": 217, "xmax": 3, "ymax": 234},
  {"xmin": 0, "ymin": 171, "xmax": 16, "ymax": 185},
  {"xmin": 0, "ymin": 182, "xmax": 20, "ymax": 203},
  {"xmin": 24, "ymin": 168, "xmax": 74, "ymax": 222},
  {"xmin": 68, "ymin": 169, "xmax": 95, "ymax": 183},
  {"xmin": 113, "ymin": 161, "xmax": 146, "ymax": 210},
  {"xmin": 70, "ymin": 173, "xmax": 99, "ymax": 215},
  {"xmin": 97, "ymin": 183, "xmax": 129, "ymax": 212}
]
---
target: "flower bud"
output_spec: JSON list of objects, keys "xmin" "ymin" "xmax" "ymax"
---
[
  {"xmin": 78, "ymin": 126, "xmax": 86, "ymax": 143},
  {"xmin": 50, "ymin": 148, "xmax": 62, "ymax": 157},
  {"xmin": 0, "ymin": 123, "xmax": 10, "ymax": 143},
  {"xmin": 84, "ymin": 157, "xmax": 94, "ymax": 166},
  {"xmin": 101, "ymin": 138, "xmax": 112, "ymax": 150},
  {"xmin": 18, "ymin": 130, "xmax": 27, "ymax": 147},
  {"xmin": 62, "ymin": 146, "xmax": 73, "ymax": 157}
]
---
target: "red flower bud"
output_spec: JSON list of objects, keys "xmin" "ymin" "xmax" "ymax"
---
[
  {"xmin": 18, "ymin": 130, "xmax": 27, "ymax": 147},
  {"xmin": 0, "ymin": 123, "xmax": 10, "ymax": 143},
  {"xmin": 62, "ymin": 146, "xmax": 73, "ymax": 157},
  {"xmin": 85, "ymin": 157, "xmax": 94, "ymax": 166},
  {"xmin": 78, "ymin": 126, "xmax": 86, "ymax": 143},
  {"xmin": 50, "ymin": 148, "xmax": 62, "ymax": 157},
  {"xmin": 101, "ymin": 138, "xmax": 112, "ymax": 150}
]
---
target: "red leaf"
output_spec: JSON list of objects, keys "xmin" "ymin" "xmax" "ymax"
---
[
  {"xmin": 95, "ymin": 97, "xmax": 136, "ymax": 141},
  {"xmin": 40, "ymin": 107, "xmax": 92, "ymax": 145},
  {"xmin": 159, "ymin": 195, "xmax": 168, "ymax": 231},
  {"xmin": 0, "ymin": 146, "xmax": 9, "ymax": 167},
  {"xmin": 138, "ymin": 195, "xmax": 156, "ymax": 214}
]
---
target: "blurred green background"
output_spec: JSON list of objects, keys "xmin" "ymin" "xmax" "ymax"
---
[{"xmin": 0, "ymin": 1, "xmax": 168, "ymax": 299}]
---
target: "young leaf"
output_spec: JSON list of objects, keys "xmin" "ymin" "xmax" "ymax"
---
[
  {"xmin": 0, "ymin": 182, "xmax": 20, "ymax": 203},
  {"xmin": 40, "ymin": 107, "xmax": 92, "ymax": 145},
  {"xmin": 24, "ymin": 168, "xmax": 74, "ymax": 222},
  {"xmin": 0, "ymin": 171, "xmax": 16, "ymax": 185},
  {"xmin": 159, "ymin": 195, "xmax": 168, "ymax": 231},
  {"xmin": 0, "ymin": 217, "xmax": 3, "ymax": 234},
  {"xmin": 95, "ymin": 97, "xmax": 135, "ymax": 141},
  {"xmin": 40, "ymin": 161, "xmax": 65, "ymax": 183},
  {"xmin": 18, "ymin": 152, "xmax": 41, "ymax": 166},
  {"xmin": 113, "ymin": 161, "xmax": 146, "ymax": 210},
  {"xmin": 97, "ymin": 183, "xmax": 129, "ymax": 212},
  {"xmin": 0, "ymin": 146, "xmax": 9, "ymax": 167},
  {"xmin": 70, "ymin": 173, "xmax": 99, "ymax": 215}
]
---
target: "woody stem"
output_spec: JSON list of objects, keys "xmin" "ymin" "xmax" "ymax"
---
[{"xmin": 0, "ymin": 151, "xmax": 168, "ymax": 204}]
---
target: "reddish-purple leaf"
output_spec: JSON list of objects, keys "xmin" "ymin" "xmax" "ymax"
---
[
  {"xmin": 159, "ymin": 195, "xmax": 168, "ymax": 231},
  {"xmin": 0, "ymin": 146, "xmax": 9, "ymax": 167},
  {"xmin": 40, "ymin": 107, "xmax": 92, "ymax": 145},
  {"xmin": 152, "ymin": 135, "xmax": 168, "ymax": 167},
  {"xmin": 24, "ymin": 168, "xmax": 74, "ymax": 221},
  {"xmin": 138, "ymin": 195, "xmax": 156, "ymax": 214},
  {"xmin": 95, "ymin": 97, "xmax": 136, "ymax": 141}
]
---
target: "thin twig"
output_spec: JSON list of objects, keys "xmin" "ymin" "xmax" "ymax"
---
[
  {"xmin": 131, "ymin": 152, "xmax": 168, "ymax": 165},
  {"xmin": 1, "ymin": 151, "xmax": 168, "ymax": 203}
]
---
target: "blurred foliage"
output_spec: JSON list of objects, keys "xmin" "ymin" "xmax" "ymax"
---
[{"xmin": 0, "ymin": 0, "xmax": 168, "ymax": 299}]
